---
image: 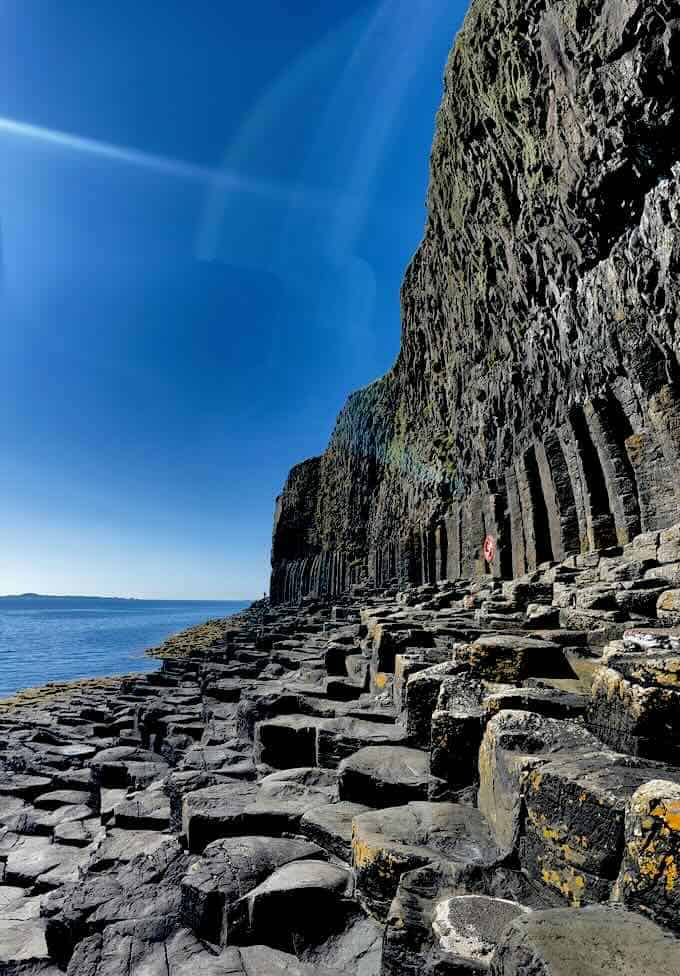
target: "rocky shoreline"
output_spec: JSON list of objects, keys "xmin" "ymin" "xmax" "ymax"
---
[{"xmin": 3, "ymin": 524, "xmax": 680, "ymax": 974}]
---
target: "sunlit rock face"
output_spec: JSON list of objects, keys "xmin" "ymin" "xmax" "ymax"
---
[{"xmin": 270, "ymin": 0, "xmax": 680, "ymax": 604}]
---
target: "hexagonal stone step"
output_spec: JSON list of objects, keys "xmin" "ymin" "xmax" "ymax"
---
[
  {"xmin": 3, "ymin": 802, "xmax": 92, "ymax": 837},
  {"xmin": 232, "ymin": 860, "xmax": 354, "ymax": 952},
  {"xmin": 182, "ymin": 781, "xmax": 259, "ymax": 852},
  {"xmin": 456, "ymin": 634, "xmax": 568, "ymax": 684},
  {"xmin": 316, "ymin": 717, "xmax": 409, "ymax": 769},
  {"xmin": 352, "ymin": 801, "xmax": 501, "ymax": 918},
  {"xmin": 0, "ymin": 832, "xmax": 92, "ymax": 889},
  {"xmin": 33, "ymin": 789, "xmax": 92, "ymax": 810},
  {"xmin": 86, "ymin": 828, "xmax": 170, "ymax": 872},
  {"xmin": 227, "ymin": 944, "xmax": 352, "ymax": 975},
  {"xmin": 54, "ymin": 817, "xmax": 105, "ymax": 847},
  {"xmin": 0, "ymin": 774, "xmax": 52, "ymax": 800},
  {"xmin": 523, "ymin": 751, "xmax": 680, "ymax": 906},
  {"xmin": 112, "ymin": 787, "xmax": 170, "ymax": 830},
  {"xmin": 254, "ymin": 715, "xmax": 325, "ymax": 769},
  {"xmin": 42, "ymin": 837, "xmax": 184, "ymax": 967},
  {"xmin": 338, "ymin": 746, "xmax": 429, "ymax": 807},
  {"xmin": 181, "ymin": 835, "xmax": 327, "ymax": 944},
  {"xmin": 300, "ymin": 801, "xmax": 371, "ymax": 862},
  {"xmin": 0, "ymin": 887, "xmax": 51, "ymax": 974},
  {"xmin": 383, "ymin": 859, "xmax": 558, "ymax": 976},
  {"xmin": 182, "ymin": 772, "xmax": 335, "ymax": 853},
  {"xmin": 491, "ymin": 905, "xmax": 680, "ymax": 975}
]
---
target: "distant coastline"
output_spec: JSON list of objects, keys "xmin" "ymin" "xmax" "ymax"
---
[
  {"xmin": 1, "ymin": 593, "xmax": 138, "ymax": 600},
  {"xmin": 0, "ymin": 594, "xmax": 249, "ymax": 602}
]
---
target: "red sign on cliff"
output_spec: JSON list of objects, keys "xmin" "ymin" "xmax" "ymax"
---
[{"xmin": 483, "ymin": 535, "xmax": 496, "ymax": 563}]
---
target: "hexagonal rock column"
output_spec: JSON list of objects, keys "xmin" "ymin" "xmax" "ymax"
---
[{"xmin": 615, "ymin": 779, "xmax": 680, "ymax": 933}]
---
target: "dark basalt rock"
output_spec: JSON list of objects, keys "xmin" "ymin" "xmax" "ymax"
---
[
  {"xmin": 180, "ymin": 835, "xmax": 326, "ymax": 945},
  {"xmin": 270, "ymin": 0, "xmax": 680, "ymax": 608},
  {"xmin": 490, "ymin": 905, "xmax": 680, "ymax": 976}
]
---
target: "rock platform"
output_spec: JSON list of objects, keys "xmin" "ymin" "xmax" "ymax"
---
[{"xmin": 3, "ymin": 526, "xmax": 680, "ymax": 973}]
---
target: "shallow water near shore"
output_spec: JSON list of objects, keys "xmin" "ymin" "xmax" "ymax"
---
[{"xmin": 0, "ymin": 597, "xmax": 250, "ymax": 697}]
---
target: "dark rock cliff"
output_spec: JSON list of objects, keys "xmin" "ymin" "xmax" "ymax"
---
[{"xmin": 271, "ymin": 0, "xmax": 680, "ymax": 603}]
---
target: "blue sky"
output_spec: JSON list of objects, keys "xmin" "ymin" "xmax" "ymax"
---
[{"xmin": 0, "ymin": 1, "xmax": 466, "ymax": 599}]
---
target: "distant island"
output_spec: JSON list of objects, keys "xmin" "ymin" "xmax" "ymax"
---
[{"xmin": 0, "ymin": 593, "xmax": 138, "ymax": 600}]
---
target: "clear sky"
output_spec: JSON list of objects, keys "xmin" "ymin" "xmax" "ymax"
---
[{"xmin": 0, "ymin": 0, "xmax": 466, "ymax": 599}]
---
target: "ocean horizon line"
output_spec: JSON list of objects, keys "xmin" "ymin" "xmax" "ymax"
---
[{"xmin": 0, "ymin": 593, "xmax": 256, "ymax": 602}]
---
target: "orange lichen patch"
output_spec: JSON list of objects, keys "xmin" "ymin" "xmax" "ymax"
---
[
  {"xmin": 651, "ymin": 801, "xmax": 680, "ymax": 832},
  {"xmin": 541, "ymin": 866, "xmax": 586, "ymax": 906},
  {"xmin": 374, "ymin": 672, "xmax": 389, "ymax": 691}
]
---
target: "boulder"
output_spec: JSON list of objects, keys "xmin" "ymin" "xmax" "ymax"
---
[
  {"xmin": 232, "ymin": 859, "xmax": 354, "ymax": 952},
  {"xmin": 383, "ymin": 860, "xmax": 550, "ymax": 976}
]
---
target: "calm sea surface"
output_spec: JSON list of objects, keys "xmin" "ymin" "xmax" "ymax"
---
[{"xmin": 0, "ymin": 597, "xmax": 251, "ymax": 697}]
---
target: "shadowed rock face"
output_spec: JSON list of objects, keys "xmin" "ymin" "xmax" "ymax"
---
[{"xmin": 271, "ymin": 0, "xmax": 680, "ymax": 603}]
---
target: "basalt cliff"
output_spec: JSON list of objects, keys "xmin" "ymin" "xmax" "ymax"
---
[{"xmin": 271, "ymin": 0, "xmax": 680, "ymax": 603}]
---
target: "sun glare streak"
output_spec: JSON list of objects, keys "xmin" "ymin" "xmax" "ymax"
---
[{"xmin": 0, "ymin": 115, "xmax": 340, "ymax": 211}]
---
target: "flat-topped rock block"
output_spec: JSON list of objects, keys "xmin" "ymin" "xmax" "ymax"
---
[
  {"xmin": 253, "ymin": 715, "xmax": 325, "ymax": 769},
  {"xmin": 316, "ymin": 717, "xmax": 408, "ymax": 769},
  {"xmin": 490, "ymin": 905, "xmax": 680, "ymax": 975},
  {"xmin": 383, "ymin": 859, "xmax": 558, "ymax": 976},
  {"xmin": 478, "ymin": 710, "xmax": 603, "ymax": 855},
  {"xmin": 300, "ymin": 800, "xmax": 371, "ymax": 862},
  {"xmin": 233, "ymin": 859, "xmax": 355, "ymax": 952},
  {"xmin": 338, "ymin": 745, "xmax": 429, "ymax": 807},
  {"xmin": 352, "ymin": 801, "xmax": 500, "ymax": 919},
  {"xmin": 181, "ymin": 835, "xmax": 326, "ymax": 945},
  {"xmin": 456, "ymin": 635, "xmax": 569, "ymax": 684},
  {"xmin": 523, "ymin": 750, "xmax": 680, "ymax": 905},
  {"xmin": 588, "ymin": 641, "xmax": 680, "ymax": 761},
  {"xmin": 182, "ymin": 781, "xmax": 259, "ymax": 852}
]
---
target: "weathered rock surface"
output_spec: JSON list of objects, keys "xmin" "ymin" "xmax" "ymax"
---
[
  {"xmin": 2, "ymin": 562, "xmax": 680, "ymax": 973},
  {"xmin": 270, "ymin": 0, "xmax": 680, "ymax": 625}
]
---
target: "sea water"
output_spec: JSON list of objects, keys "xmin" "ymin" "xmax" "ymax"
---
[{"xmin": 0, "ymin": 596, "xmax": 250, "ymax": 697}]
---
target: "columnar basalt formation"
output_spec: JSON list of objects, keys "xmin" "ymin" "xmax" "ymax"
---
[
  {"xmin": 4, "ymin": 531, "xmax": 680, "ymax": 973},
  {"xmin": 271, "ymin": 0, "xmax": 680, "ymax": 604}
]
